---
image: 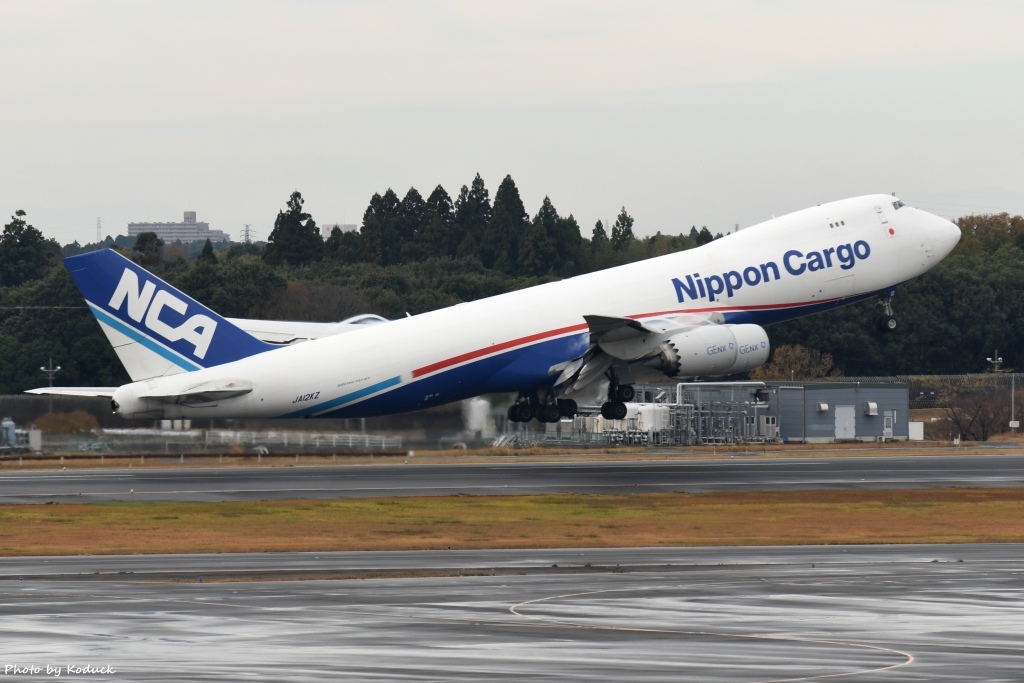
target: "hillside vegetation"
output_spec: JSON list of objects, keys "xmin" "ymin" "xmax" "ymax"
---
[{"xmin": 1, "ymin": 176, "xmax": 1020, "ymax": 392}]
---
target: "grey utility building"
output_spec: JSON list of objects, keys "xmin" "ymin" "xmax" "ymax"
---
[
  {"xmin": 768, "ymin": 382, "xmax": 908, "ymax": 443},
  {"xmin": 600, "ymin": 380, "xmax": 911, "ymax": 445}
]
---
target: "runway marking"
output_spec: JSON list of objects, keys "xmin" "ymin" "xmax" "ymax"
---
[
  {"xmin": 0, "ymin": 476, "xmax": 1008, "ymax": 501},
  {"xmin": 0, "ymin": 474, "xmax": 134, "ymax": 480},
  {"xmin": 509, "ymin": 586, "xmax": 916, "ymax": 682},
  {"xmin": 486, "ymin": 461, "xmax": 835, "ymax": 470}
]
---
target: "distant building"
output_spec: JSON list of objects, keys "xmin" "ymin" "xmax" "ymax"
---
[
  {"xmin": 128, "ymin": 211, "xmax": 231, "ymax": 243},
  {"xmin": 320, "ymin": 223, "xmax": 358, "ymax": 239}
]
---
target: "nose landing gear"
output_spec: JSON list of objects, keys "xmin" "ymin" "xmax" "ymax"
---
[{"xmin": 877, "ymin": 289, "xmax": 898, "ymax": 332}]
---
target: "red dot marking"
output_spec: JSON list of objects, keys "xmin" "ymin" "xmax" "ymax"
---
[{"xmin": 888, "ymin": 228, "xmax": 895, "ymax": 235}]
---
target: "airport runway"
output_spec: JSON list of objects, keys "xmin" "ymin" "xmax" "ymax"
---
[
  {"xmin": 0, "ymin": 453, "xmax": 1021, "ymax": 503},
  {"xmin": 1, "ymin": 544, "xmax": 1020, "ymax": 681}
]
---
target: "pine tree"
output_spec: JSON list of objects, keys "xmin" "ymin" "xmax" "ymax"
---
[
  {"xmin": 518, "ymin": 196, "xmax": 560, "ymax": 275},
  {"xmin": 589, "ymin": 219, "xmax": 611, "ymax": 270},
  {"xmin": 360, "ymin": 189, "xmax": 401, "ymax": 265},
  {"xmin": 485, "ymin": 175, "xmax": 528, "ymax": 272},
  {"xmin": 419, "ymin": 185, "xmax": 455, "ymax": 258},
  {"xmin": 263, "ymin": 191, "xmax": 323, "ymax": 266},
  {"xmin": 552, "ymin": 213, "xmax": 583, "ymax": 276},
  {"xmin": 453, "ymin": 174, "xmax": 491, "ymax": 260},
  {"xmin": 399, "ymin": 188, "xmax": 425, "ymax": 242},
  {"xmin": 610, "ymin": 206, "xmax": 635, "ymax": 252},
  {"xmin": 197, "ymin": 238, "xmax": 218, "ymax": 265}
]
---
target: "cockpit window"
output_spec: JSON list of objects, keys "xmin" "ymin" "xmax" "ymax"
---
[{"xmin": 892, "ymin": 200, "xmax": 905, "ymax": 210}]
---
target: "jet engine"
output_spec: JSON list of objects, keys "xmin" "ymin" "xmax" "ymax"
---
[{"xmin": 641, "ymin": 324, "xmax": 770, "ymax": 378}]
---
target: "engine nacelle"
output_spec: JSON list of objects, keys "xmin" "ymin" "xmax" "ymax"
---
[
  {"xmin": 727, "ymin": 324, "xmax": 771, "ymax": 373},
  {"xmin": 641, "ymin": 324, "xmax": 770, "ymax": 378}
]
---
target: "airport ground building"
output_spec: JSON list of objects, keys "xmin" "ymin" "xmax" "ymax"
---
[{"xmin": 539, "ymin": 381, "xmax": 913, "ymax": 447}]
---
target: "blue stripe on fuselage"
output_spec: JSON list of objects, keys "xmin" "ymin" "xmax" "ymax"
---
[
  {"xmin": 311, "ymin": 333, "xmax": 588, "ymax": 419},
  {"xmin": 280, "ymin": 375, "xmax": 404, "ymax": 418}
]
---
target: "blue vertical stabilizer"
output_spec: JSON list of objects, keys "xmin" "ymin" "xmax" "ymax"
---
[{"xmin": 65, "ymin": 249, "xmax": 274, "ymax": 381}]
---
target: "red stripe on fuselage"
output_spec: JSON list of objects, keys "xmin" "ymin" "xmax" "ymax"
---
[{"xmin": 410, "ymin": 322, "xmax": 589, "ymax": 378}]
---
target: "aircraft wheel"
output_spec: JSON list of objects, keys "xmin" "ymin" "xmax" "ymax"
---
[
  {"xmin": 601, "ymin": 401, "xmax": 628, "ymax": 420},
  {"xmin": 539, "ymin": 404, "xmax": 561, "ymax": 423},
  {"xmin": 616, "ymin": 384, "xmax": 636, "ymax": 402},
  {"xmin": 507, "ymin": 404, "xmax": 521, "ymax": 423},
  {"xmin": 878, "ymin": 316, "xmax": 897, "ymax": 332},
  {"xmin": 557, "ymin": 398, "xmax": 578, "ymax": 418},
  {"xmin": 513, "ymin": 403, "xmax": 534, "ymax": 423}
]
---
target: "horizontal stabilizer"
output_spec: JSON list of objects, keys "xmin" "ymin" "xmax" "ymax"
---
[
  {"xmin": 138, "ymin": 380, "xmax": 253, "ymax": 405},
  {"xmin": 25, "ymin": 387, "xmax": 117, "ymax": 398}
]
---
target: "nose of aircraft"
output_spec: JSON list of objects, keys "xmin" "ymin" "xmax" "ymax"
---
[{"xmin": 921, "ymin": 210, "xmax": 961, "ymax": 258}]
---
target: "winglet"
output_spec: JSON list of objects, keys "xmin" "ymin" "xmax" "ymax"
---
[{"xmin": 64, "ymin": 249, "xmax": 274, "ymax": 382}]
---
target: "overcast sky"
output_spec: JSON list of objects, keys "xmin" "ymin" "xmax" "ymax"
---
[{"xmin": 3, "ymin": 0, "xmax": 1024, "ymax": 245}]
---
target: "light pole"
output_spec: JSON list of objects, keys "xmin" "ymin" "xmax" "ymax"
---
[
  {"xmin": 39, "ymin": 358, "xmax": 61, "ymax": 414},
  {"xmin": 987, "ymin": 350, "xmax": 1016, "ymax": 436},
  {"xmin": 986, "ymin": 350, "xmax": 1003, "ymax": 373}
]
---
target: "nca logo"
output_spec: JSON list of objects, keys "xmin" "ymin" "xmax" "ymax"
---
[{"xmin": 107, "ymin": 268, "xmax": 217, "ymax": 359}]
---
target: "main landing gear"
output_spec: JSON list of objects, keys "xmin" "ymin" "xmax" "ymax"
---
[
  {"xmin": 506, "ymin": 375, "xmax": 637, "ymax": 425},
  {"xmin": 877, "ymin": 289, "xmax": 898, "ymax": 332},
  {"xmin": 600, "ymin": 381, "xmax": 635, "ymax": 421},
  {"xmin": 507, "ymin": 394, "xmax": 578, "ymax": 424}
]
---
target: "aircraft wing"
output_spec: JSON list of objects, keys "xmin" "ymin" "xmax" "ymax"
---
[
  {"xmin": 25, "ymin": 387, "xmax": 118, "ymax": 398},
  {"xmin": 555, "ymin": 315, "xmax": 668, "ymax": 394},
  {"xmin": 227, "ymin": 314, "xmax": 389, "ymax": 345},
  {"xmin": 555, "ymin": 313, "xmax": 727, "ymax": 395},
  {"xmin": 583, "ymin": 315, "xmax": 659, "ymax": 342}
]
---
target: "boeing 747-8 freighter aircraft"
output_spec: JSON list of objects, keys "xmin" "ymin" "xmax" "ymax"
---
[{"xmin": 30, "ymin": 195, "xmax": 960, "ymax": 422}]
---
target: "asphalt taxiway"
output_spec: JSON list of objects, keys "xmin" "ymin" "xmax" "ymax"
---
[
  {"xmin": 0, "ymin": 453, "xmax": 1021, "ymax": 503},
  {"xmin": 1, "ymin": 544, "xmax": 1021, "ymax": 682},
  {"xmin": 1, "ymin": 456, "xmax": 1020, "ymax": 680}
]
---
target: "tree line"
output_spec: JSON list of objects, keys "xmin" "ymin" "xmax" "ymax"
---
[
  {"xmin": 261, "ymin": 173, "xmax": 701, "ymax": 277},
  {"xmin": 1, "ymin": 177, "xmax": 1023, "ymax": 396}
]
